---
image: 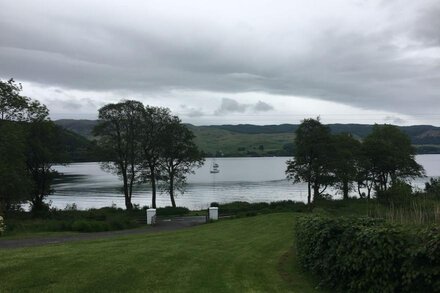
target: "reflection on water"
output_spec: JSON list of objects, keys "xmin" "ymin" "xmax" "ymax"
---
[{"xmin": 49, "ymin": 155, "xmax": 440, "ymax": 210}]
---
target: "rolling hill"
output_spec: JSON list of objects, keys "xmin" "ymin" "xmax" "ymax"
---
[{"xmin": 54, "ymin": 119, "xmax": 440, "ymax": 158}]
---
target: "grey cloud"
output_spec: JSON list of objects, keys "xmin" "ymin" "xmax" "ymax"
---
[
  {"xmin": 0, "ymin": 0, "xmax": 440, "ymax": 119},
  {"xmin": 253, "ymin": 101, "xmax": 273, "ymax": 112},
  {"xmin": 215, "ymin": 98, "xmax": 248, "ymax": 115},
  {"xmin": 45, "ymin": 98, "xmax": 83, "ymax": 110},
  {"xmin": 384, "ymin": 116, "xmax": 406, "ymax": 124},
  {"xmin": 411, "ymin": 2, "xmax": 440, "ymax": 46},
  {"xmin": 179, "ymin": 104, "xmax": 205, "ymax": 117},
  {"xmin": 214, "ymin": 98, "xmax": 274, "ymax": 115},
  {"xmin": 186, "ymin": 109, "xmax": 204, "ymax": 117}
]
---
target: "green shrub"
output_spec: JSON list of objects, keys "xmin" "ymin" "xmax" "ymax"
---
[
  {"xmin": 71, "ymin": 220, "xmax": 110, "ymax": 232},
  {"xmin": 0, "ymin": 215, "xmax": 5, "ymax": 236},
  {"xmin": 295, "ymin": 216, "xmax": 440, "ymax": 292},
  {"xmin": 218, "ymin": 200, "xmax": 307, "ymax": 215},
  {"xmin": 425, "ymin": 177, "xmax": 440, "ymax": 199},
  {"xmin": 376, "ymin": 180, "xmax": 413, "ymax": 206},
  {"xmin": 156, "ymin": 206, "xmax": 190, "ymax": 216}
]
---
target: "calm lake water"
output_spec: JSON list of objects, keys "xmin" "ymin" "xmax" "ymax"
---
[{"xmin": 50, "ymin": 155, "xmax": 440, "ymax": 210}]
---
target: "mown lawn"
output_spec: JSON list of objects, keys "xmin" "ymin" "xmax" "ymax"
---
[{"xmin": 0, "ymin": 213, "xmax": 319, "ymax": 292}]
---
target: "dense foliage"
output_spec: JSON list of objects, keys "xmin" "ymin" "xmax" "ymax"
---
[
  {"xmin": 94, "ymin": 100, "xmax": 204, "ymax": 209},
  {"xmin": 211, "ymin": 200, "xmax": 308, "ymax": 216},
  {"xmin": 0, "ymin": 79, "xmax": 66, "ymax": 213},
  {"xmin": 286, "ymin": 118, "xmax": 424, "ymax": 203},
  {"xmin": 295, "ymin": 216, "xmax": 440, "ymax": 292},
  {"xmin": 286, "ymin": 119, "xmax": 334, "ymax": 204},
  {"xmin": 5, "ymin": 206, "xmax": 143, "ymax": 233}
]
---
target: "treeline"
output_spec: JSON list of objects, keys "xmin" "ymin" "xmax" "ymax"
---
[
  {"xmin": 0, "ymin": 79, "xmax": 68, "ymax": 212},
  {"xmin": 93, "ymin": 100, "xmax": 204, "ymax": 209},
  {"xmin": 286, "ymin": 118, "xmax": 425, "ymax": 204}
]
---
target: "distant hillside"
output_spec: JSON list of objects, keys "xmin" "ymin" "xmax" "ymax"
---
[
  {"xmin": 54, "ymin": 120, "xmax": 440, "ymax": 157},
  {"xmin": 56, "ymin": 126, "xmax": 100, "ymax": 162},
  {"xmin": 55, "ymin": 119, "xmax": 98, "ymax": 139}
]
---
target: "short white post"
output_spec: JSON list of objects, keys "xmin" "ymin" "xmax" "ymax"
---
[
  {"xmin": 146, "ymin": 208, "xmax": 156, "ymax": 225},
  {"xmin": 208, "ymin": 207, "xmax": 218, "ymax": 221}
]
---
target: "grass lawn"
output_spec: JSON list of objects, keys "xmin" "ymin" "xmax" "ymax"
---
[{"xmin": 0, "ymin": 213, "xmax": 319, "ymax": 292}]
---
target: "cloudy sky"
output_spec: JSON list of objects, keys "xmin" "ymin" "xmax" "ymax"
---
[{"xmin": 1, "ymin": 0, "xmax": 439, "ymax": 125}]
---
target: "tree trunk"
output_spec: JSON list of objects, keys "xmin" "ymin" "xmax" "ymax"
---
[
  {"xmin": 150, "ymin": 167, "xmax": 156, "ymax": 208},
  {"xmin": 313, "ymin": 184, "xmax": 320, "ymax": 201},
  {"xmin": 357, "ymin": 182, "xmax": 363, "ymax": 198},
  {"xmin": 169, "ymin": 176, "xmax": 176, "ymax": 208},
  {"xmin": 125, "ymin": 197, "xmax": 133, "ymax": 210},
  {"xmin": 307, "ymin": 181, "xmax": 311, "ymax": 205},
  {"xmin": 343, "ymin": 180, "xmax": 349, "ymax": 200},
  {"xmin": 121, "ymin": 170, "xmax": 132, "ymax": 210}
]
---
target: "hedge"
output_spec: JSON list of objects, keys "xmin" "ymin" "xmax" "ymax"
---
[
  {"xmin": 212, "ymin": 200, "xmax": 307, "ymax": 215},
  {"xmin": 295, "ymin": 216, "xmax": 440, "ymax": 292}
]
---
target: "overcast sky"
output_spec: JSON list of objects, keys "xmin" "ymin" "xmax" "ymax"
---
[{"xmin": 1, "ymin": 0, "xmax": 439, "ymax": 125}]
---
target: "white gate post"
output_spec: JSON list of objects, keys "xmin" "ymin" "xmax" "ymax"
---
[
  {"xmin": 208, "ymin": 207, "xmax": 218, "ymax": 221},
  {"xmin": 146, "ymin": 208, "xmax": 156, "ymax": 225}
]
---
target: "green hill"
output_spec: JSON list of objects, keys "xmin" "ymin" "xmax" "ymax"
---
[{"xmin": 54, "ymin": 120, "xmax": 440, "ymax": 158}]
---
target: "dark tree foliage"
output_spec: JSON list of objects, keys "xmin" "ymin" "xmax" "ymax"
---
[
  {"xmin": 286, "ymin": 118, "xmax": 334, "ymax": 204},
  {"xmin": 94, "ymin": 101, "xmax": 205, "ymax": 209},
  {"xmin": 425, "ymin": 177, "xmax": 440, "ymax": 198},
  {"xmin": 93, "ymin": 100, "xmax": 144, "ymax": 210},
  {"xmin": 0, "ymin": 79, "xmax": 48, "ymax": 122},
  {"xmin": 159, "ymin": 119, "xmax": 204, "ymax": 207},
  {"xmin": 0, "ymin": 79, "xmax": 63, "ymax": 212},
  {"xmin": 355, "ymin": 143, "xmax": 376, "ymax": 199},
  {"xmin": 25, "ymin": 121, "xmax": 67, "ymax": 211},
  {"xmin": 331, "ymin": 133, "xmax": 361, "ymax": 200},
  {"xmin": 140, "ymin": 106, "xmax": 175, "ymax": 208},
  {"xmin": 363, "ymin": 124, "xmax": 424, "ymax": 192},
  {"xmin": 0, "ymin": 122, "xmax": 31, "ymax": 212}
]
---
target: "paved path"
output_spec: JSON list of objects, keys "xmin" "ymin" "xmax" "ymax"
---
[{"xmin": 0, "ymin": 216, "xmax": 206, "ymax": 250}]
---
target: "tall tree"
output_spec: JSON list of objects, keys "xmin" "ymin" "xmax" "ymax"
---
[
  {"xmin": 159, "ymin": 119, "xmax": 204, "ymax": 207},
  {"xmin": 0, "ymin": 122, "xmax": 31, "ymax": 212},
  {"xmin": 140, "ymin": 106, "xmax": 174, "ymax": 208},
  {"xmin": 331, "ymin": 133, "xmax": 361, "ymax": 200},
  {"xmin": 355, "ymin": 143, "xmax": 376, "ymax": 199},
  {"xmin": 93, "ymin": 100, "xmax": 144, "ymax": 210},
  {"xmin": 363, "ymin": 124, "xmax": 424, "ymax": 192},
  {"xmin": 286, "ymin": 118, "xmax": 334, "ymax": 204},
  {"xmin": 25, "ymin": 121, "xmax": 66, "ymax": 211},
  {"xmin": 0, "ymin": 78, "xmax": 58, "ymax": 212}
]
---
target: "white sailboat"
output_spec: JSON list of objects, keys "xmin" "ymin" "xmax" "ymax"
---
[{"xmin": 210, "ymin": 160, "xmax": 220, "ymax": 173}]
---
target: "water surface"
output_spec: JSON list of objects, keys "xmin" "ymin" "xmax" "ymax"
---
[{"xmin": 50, "ymin": 155, "xmax": 440, "ymax": 210}]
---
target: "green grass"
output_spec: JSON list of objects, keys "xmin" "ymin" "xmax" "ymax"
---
[
  {"xmin": 189, "ymin": 125, "xmax": 295, "ymax": 156},
  {"xmin": 0, "ymin": 213, "xmax": 319, "ymax": 292}
]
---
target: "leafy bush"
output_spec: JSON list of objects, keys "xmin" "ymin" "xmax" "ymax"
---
[
  {"xmin": 156, "ymin": 206, "xmax": 189, "ymax": 216},
  {"xmin": 377, "ymin": 180, "xmax": 414, "ymax": 206},
  {"xmin": 425, "ymin": 177, "xmax": 440, "ymax": 198},
  {"xmin": 295, "ymin": 216, "xmax": 440, "ymax": 292},
  {"xmin": 217, "ymin": 200, "xmax": 307, "ymax": 215},
  {"xmin": 0, "ymin": 215, "xmax": 5, "ymax": 236},
  {"xmin": 4, "ymin": 206, "xmax": 141, "ymax": 234},
  {"xmin": 71, "ymin": 220, "xmax": 110, "ymax": 232}
]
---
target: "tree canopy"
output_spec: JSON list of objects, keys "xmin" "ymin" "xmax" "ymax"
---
[
  {"xmin": 94, "ymin": 100, "xmax": 204, "ymax": 209},
  {"xmin": 0, "ymin": 78, "xmax": 64, "ymax": 212},
  {"xmin": 286, "ymin": 118, "xmax": 334, "ymax": 204},
  {"xmin": 286, "ymin": 120, "xmax": 425, "ymax": 203}
]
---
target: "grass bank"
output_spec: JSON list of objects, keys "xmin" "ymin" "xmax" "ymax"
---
[{"xmin": 0, "ymin": 213, "xmax": 319, "ymax": 292}]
